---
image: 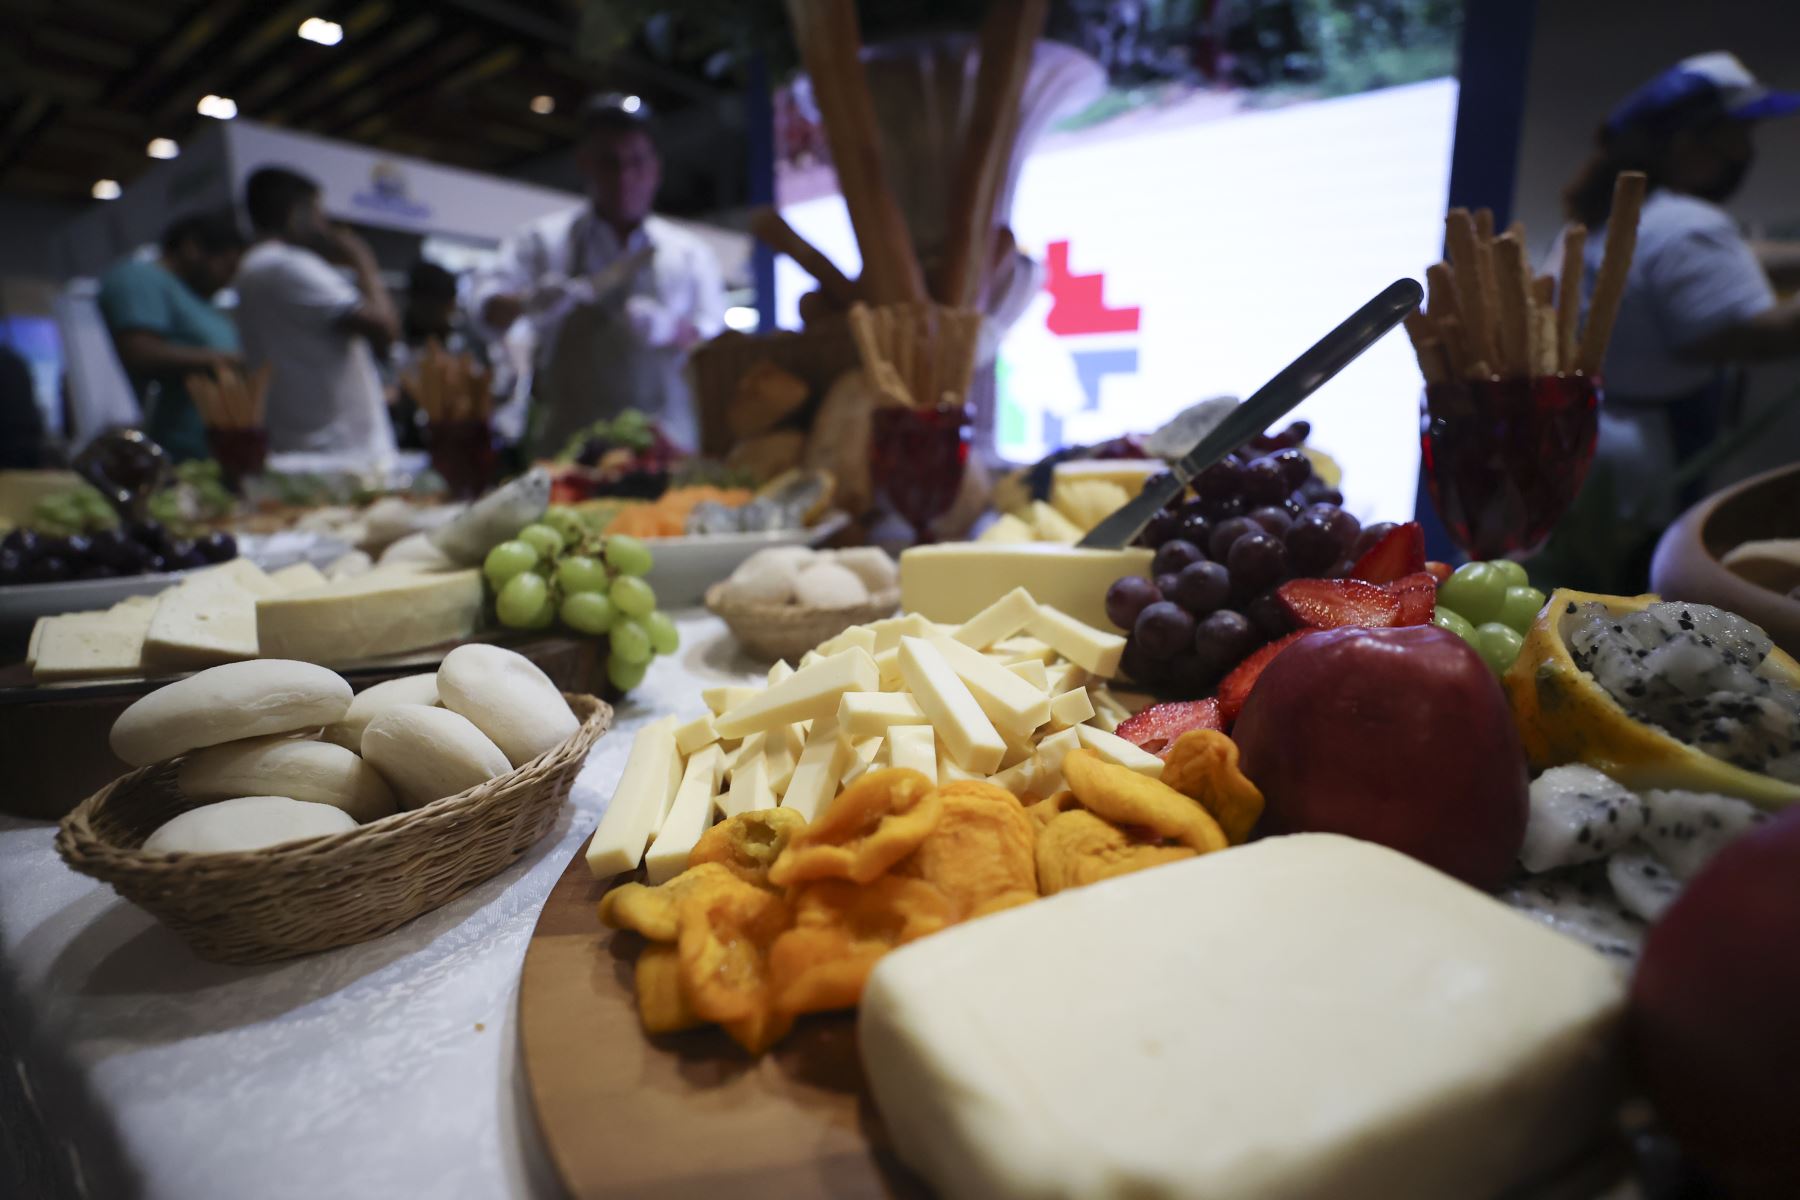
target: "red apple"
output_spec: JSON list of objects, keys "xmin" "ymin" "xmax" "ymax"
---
[
  {"xmin": 1232, "ymin": 624, "xmax": 1527, "ymax": 888},
  {"xmin": 1629, "ymin": 806, "xmax": 1800, "ymax": 1198}
]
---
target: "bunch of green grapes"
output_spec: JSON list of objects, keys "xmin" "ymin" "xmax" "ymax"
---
[
  {"xmin": 31, "ymin": 485, "xmax": 119, "ymax": 536},
  {"xmin": 1433, "ymin": 559, "xmax": 1548, "ymax": 675},
  {"xmin": 483, "ymin": 506, "xmax": 678, "ymax": 692}
]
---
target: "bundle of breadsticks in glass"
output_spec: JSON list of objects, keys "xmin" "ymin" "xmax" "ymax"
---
[
  {"xmin": 405, "ymin": 340, "xmax": 493, "ymax": 426},
  {"xmin": 186, "ymin": 363, "xmax": 271, "ymax": 432},
  {"xmin": 1405, "ymin": 170, "xmax": 1647, "ymax": 386}
]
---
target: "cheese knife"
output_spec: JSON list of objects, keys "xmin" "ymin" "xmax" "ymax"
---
[{"xmin": 1078, "ymin": 277, "xmax": 1423, "ymax": 549}]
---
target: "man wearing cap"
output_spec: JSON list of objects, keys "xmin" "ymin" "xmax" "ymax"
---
[
  {"xmin": 470, "ymin": 96, "xmax": 725, "ymax": 456},
  {"xmin": 1559, "ymin": 51, "xmax": 1800, "ymax": 530}
]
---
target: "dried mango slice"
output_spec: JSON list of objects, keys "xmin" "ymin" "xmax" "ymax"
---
[
  {"xmin": 768, "ymin": 768, "xmax": 943, "ymax": 887},
  {"xmin": 768, "ymin": 876, "xmax": 958, "ymax": 1016},
  {"xmin": 898, "ymin": 781, "xmax": 1038, "ymax": 917},
  {"xmin": 689, "ymin": 807, "xmax": 808, "ymax": 886},
  {"xmin": 675, "ymin": 871, "xmax": 793, "ymax": 1055},
  {"xmin": 598, "ymin": 862, "xmax": 739, "ymax": 942},
  {"xmin": 635, "ymin": 944, "xmax": 703, "ymax": 1035},
  {"xmin": 1161, "ymin": 729, "xmax": 1265, "ymax": 844},
  {"xmin": 1036, "ymin": 808, "xmax": 1197, "ymax": 895},
  {"xmin": 1025, "ymin": 789, "xmax": 1081, "ymax": 830},
  {"xmin": 1062, "ymin": 748, "xmax": 1229, "ymax": 854}
]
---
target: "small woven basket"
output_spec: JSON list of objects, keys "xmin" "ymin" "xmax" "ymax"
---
[
  {"xmin": 55, "ymin": 693, "xmax": 611, "ymax": 965},
  {"xmin": 705, "ymin": 584, "xmax": 900, "ymax": 664}
]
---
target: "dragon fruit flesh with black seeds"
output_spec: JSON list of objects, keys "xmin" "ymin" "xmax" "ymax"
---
[
  {"xmin": 1519, "ymin": 764, "xmax": 1649, "ymax": 871},
  {"xmin": 1565, "ymin": 601, "xmax": 1800, "ymax": 784},
  {"xmin": 1638, "ymin": 789, "xmax": 1769, "ymax": 879},
  {"xmin": 1498, "ymin": 864, "xmax": 1647, "ymax": 963}
]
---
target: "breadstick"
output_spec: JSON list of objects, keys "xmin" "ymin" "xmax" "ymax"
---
[
  {"xmin": 1443, "ymin": 210, "xmax": 1494, "ymax": 365},
  {"xmin": 1437, "ymin": 315, "xmax": 1468, "ymax": 378},
  {"xmin": 1577, "ymin": 171, "xmax": 1647, "ymax": 374},
  {"xmin": 1474, "ymin": 208, "xmax": 1495, "ymax": 243},
  {"xmin": 1493, "ymin": 234, "xmax": 1534, "ymax": 378},
  {"xmin": 1556, "ymin": 224, "xmax": 1588, "ymax": 373},
  {"xmin": 1424, "ymin": 262, "xmax": 1458, "ymax": 322},
  {"xmin": 749, "ymin": 206, "xmax": 857, "ymax": 305},
  {"xmin": 187, "ymin": 373, "xmax": 217, "ymax": 427},
  {"xmin": 1534, "ymin": 303, "xmax": 1558, "ymax": 378},
  {"xmin": 1532, "ymin": 275, "xmax": 1555, "ymax": 308}
]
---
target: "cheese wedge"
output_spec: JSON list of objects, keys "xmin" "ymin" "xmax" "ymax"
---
[
  {"xmin": 837, "ymin": 691, "xmax": 930, "ymax": 738},
  {"xmin": 643, "ymin": 744, "xmax": 725, "ymax": 884},
  {"xmin": 268, "ymin": 561, "xmax": 329, "ymax": 592},
  {"xmin": 142, "ymin": 572, "xmax": 270, "ymax": 668},
  {"xmin": 714, "ymin": 648, "xmax": 879, "ymax": 739},
  {"xmin": 899, "ymin": 544, "xmax": 1152, "ymax": 631},
  {"xmin": 255, "ymin": 568, "xmax": 483, "ymax": 665},
  {"xmin": 926, "ymin": 634, "xmax": 1052, "ymax": 739},
  {"xmin": 888, "ymin": 725, "xmax": 937, "ymax": 782},
  {"xmin": 1026, "ymin": 500, "xmax": 1083, "ymax": 543},
  {"xmin": 1027, "ymin": 604, "xmax": 1126, "ymax": 678},
  {"xmin": 897, "ymin": 637, "xmax": 1005, "ymax": 775},
  {"xmin": 780, "ymin": 717, "xmax": 853, "ymax": 821},
  {"xmin": 860, "ymin": 835, "xmax": 1626, "ymax": 1200},
  {"xmin": 32, "ymin": 606, "xmax": 154, "ymax": 681},
  {"xmin": 975, "ymin": 513, "xmax": 1034, "ymax": 544},
  {"xmin": 585, "ymin": 716, "xmax": 683, "ymax": 878}
]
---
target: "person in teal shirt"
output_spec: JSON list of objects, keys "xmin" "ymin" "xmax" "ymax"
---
[{"xmin": 97, "ymin": 210, "xmax": 246, "ymax": 461}]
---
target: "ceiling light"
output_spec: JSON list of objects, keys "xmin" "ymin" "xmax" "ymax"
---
[
  {"xmin": 197, "ymin": 94, "xmax": 238, "ymax": 120},
  {"xmin": 92, "ymin": 179, "xmax": 121, "ymax": 200},
  {"xmin": 147, "ymin": 137, "xmax": 179, "ymax": 160},
  {"xmin": 530, "ymin": 95, "xmax": 555, "ymax": 115},
  {"xmin": 298, "ymin": 18, "xmax": 343, "ymax": 46},
  {"xmin": 620, "ymin": 95, "xmax": 642, "ymax": 114}
]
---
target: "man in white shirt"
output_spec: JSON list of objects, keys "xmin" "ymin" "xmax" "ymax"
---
[
  {"xmin": 234, "ymin": 166, "xmax": 400, "ymax": 470},
  {"xmin": 469, "ymin": 96, "xmax": 725, "ymax": 456}
]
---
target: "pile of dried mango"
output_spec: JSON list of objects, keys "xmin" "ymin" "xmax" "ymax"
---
[{"xmin": 599, "ymin": 731, "xmax": 1263, "ymax": 1053}]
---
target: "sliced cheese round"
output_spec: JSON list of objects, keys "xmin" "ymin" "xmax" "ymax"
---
[
  {"xmin": 361, "ymin": 704, "xmax": 511, "ymax": 809},
  {"xmin": 142, "ymin": 795, "xmax": 357, "ymax": 855},
  {"xmin": 436, "ymin": 644, "xmax": 579, "ymax": 767},
  {"xmin": 322, "ymin": 672, "xmax": 441, "ymax": 751},
  {"xmin": 177, "ymin": 735, "xmax": 398, "ymax": 823},
  {"xmin": 111, "ymin": 660, "xmax": 353, "ymax": 768}
]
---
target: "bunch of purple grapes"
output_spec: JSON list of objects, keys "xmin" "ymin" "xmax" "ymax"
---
[
  {"xmin": 0, "ymin": 523, "xmax": 236, "ymax": 586},
  {"xmin": 1106, "ymin": 424, "xmax": 1396, "ymax": 691}
]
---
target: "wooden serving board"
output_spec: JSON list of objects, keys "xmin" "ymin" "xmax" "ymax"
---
[{"xmin": 517, "ymin": 835, "xmax": 929, "ymax": 1200}]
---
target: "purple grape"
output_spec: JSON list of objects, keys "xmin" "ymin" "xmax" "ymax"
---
[
  {"xmin": 1269, "ymin": 447, "xmax": 1312, "ymax": 490},
  {"xmin": 1105, "ymin": 576, "xmax": 1162, "ymax": 631},
  {"xmin": 34, "ymin": 535, "xmax": 70, "ymax": 561},
  {"xmin": 1172, "ymin": 560, "xmax": 1231, "ymax": 615},
  {"xmin": 62, "ymin": 534, "xmax": 94, "ymax": 565},
  {"xmin": 1143, "ymin": 471, "xmax": 1179, "ymax": 507},
  {"xmin": 1280, "ymin": 494, "xmax": 1307, "ymax": 518},
  {"xmin": 89, "ymin": 528, "xmax": 133, "ymax": 571},
  {"xmin": 196, "ymin": 531, "xmax": 237, "ymax": 563},
  {"xmin": 1, "ymin": 528, "xmax": 32, "ymax": 556},
  {"xmin": 165, "ymin": 539, "xmax": 206, "ymax": 570},
  {"xmin": 1246, "ymin": 506, "xmax": 1292, "ymax": 537},
  {"xmin": 1327, "ymin": 557, "xmax": 1358, "ymax": 579},
  {"xmin": 1154, "ymin": 572, "xmax": 1181, "ymax": 598},
  {"xmin": 127, "ymin": 519, "xmax": 167, "ymax": 551},
  {"xmin": 1193, "ymin": 609, "xmax": 1259, "ymax": 674},
  {"xmin": 1278, "ymin": 420, "xmax": 1310, "ymax": 447},
  {"xmin": 0, "ymin": 549, "xmax": 22, "ymax": 585},
  {"xmin": 146, "ymin": 554, "xmax": 170, "ymax": 574},
  {"xmin": 1174, "ymin": 509, "xmax": 1213, "ymax": 548},
  {"xmin": 1227, "ymin": 532, "xmax": 1288, "ymax": 595},
  {"xmin": 1121, "ymin": 639, "xmax": 1169, "ymax": 686},
  {"xmin": 24, "ymin": 555, "xmax": 69, "ymax": 583},
  {"xmin": 1193, "ymin": 457, "xmax": 1244, "ymax": 502},
  {"xmin": 1309, "ymin": 504, "xmax": 1362, "ymax": 552},
  {"xmin": 1169, "ymin": 652, "xmax": 1208, "ymax": 690},
  {"xmin": 1241, "ymin": 457, "xmax": 1288, "ymax": 505},
  {"xmin": 1284, "ymin": 513, "xmax": 1342, "ymax": 576},
  {"xmin": 1198, "ymin": 493, "xmax": 1246, "ymax": 521},
  {"xmin": 1134, "ymin": 601, "xmax": 1195, "ymax": 658},
  {"xmin": 1207, "ymin": 516, "xmax": 1259, "ymax": 563},
  {"xmin": 1151, "ymin": 538, "xmax": 1204, "ymax": 577},
  {"xmin": 1311, "ymin": 487, "xmax": 1344, "ymax": 506},
  {"xmin": 1299, "ymin": 476, "xmax": 1335, "ymax": 503},
  {"xmin": 1140, "ymin": 511, "xmax": 1179, "ymax": 548},
  {"xmin": 1353, "ymin": 521, "xmax": 1399, "ymax": 558},
  {"xmin": 76, "ymin": 563, "xmax": 118, "ymax": 580},
  {"xmin": 1247, "ymin": 592, "xmax": 1297, "ymax": 639}
]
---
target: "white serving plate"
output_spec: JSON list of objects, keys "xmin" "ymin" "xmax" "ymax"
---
[{"xmin": 643, "ymin": 512, "xmax": 850, "ymax": 609}]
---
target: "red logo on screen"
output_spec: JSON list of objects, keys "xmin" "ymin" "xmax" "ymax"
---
[{"xmin": 1044, "ymin": 240, "xmax": 1141, "ymax": 337}]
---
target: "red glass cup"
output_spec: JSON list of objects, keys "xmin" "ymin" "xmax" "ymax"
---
[
  {"xmin": 426, "ymin": 418, "xmax": 498, "ymax": 500},
  {"xmin": 869, "ymin": 402, "xmax": 970, "ymax": 545},
  {"xmin": 205, "ymin": 426, "xmax": 268, "ymax": 494},
  {"xmin": 1420, "ymin": 374, "xmax": 1601, "ymax": 561}
]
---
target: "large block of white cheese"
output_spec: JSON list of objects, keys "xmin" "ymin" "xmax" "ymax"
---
[
  {"xmin": 860, "ymin": 834, "xmax": 1626, "ymax": 1200},
  {"xmin": 899, "ymin": 544, "xmax": 1152, "ymax": 632},
  {"xmin": 142, "ymin": 560, "xmax": 282, "ymax": 668},
  {"xmin": 255, "ymin": 568, "xmax": 483, "ymax": 665}
]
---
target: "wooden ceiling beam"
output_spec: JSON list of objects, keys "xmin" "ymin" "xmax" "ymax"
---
[{"xmin": 260, "ymin": 15, "xmax": 443, "ymax": 126}]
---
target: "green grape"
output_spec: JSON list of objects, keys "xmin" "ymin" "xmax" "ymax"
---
[
  {"xmin": 517, "ymin": 522, "xmax": 564, "ymax": 561},
  {"xmin": 484, "ymin": 540, "xmax": 539, "ymax": 588},
  {"xmin": 1432, "ymin": 607, "xmax": 1478, "ymax": 645},
  {"xmin": 560, "ymin": 590, "xmax": 617, "ymax": 636},
  {"xmin": 1488, "ymin": 559, "xmax": 1529, "ymax": 588},
  {"xmin": 525, "ymin": 596, "xmax": 558, "ymax": 630},
  {"xmin": 603, "ymin": 534, "xmax": 653, "ymax": 577},
  {"xmin": 556, "ymin": 554, "xmax": 610, "ymax": 595},
  {"xmin": 643, "ymin": 610, "xmax": 679, "ymax": 656},
  {"xmin": 495, "ymin": 571, "xmax": 551, "ymax": 628},
  {"xmin": 609, "ymin": 618, "xmax": 652, "ymax": 664},
  {"xmin": 542, "ymin": 505, "xmax": 586, "ymax": 547},
  {"xmin": 1495, "ymin": 585, "xmax": 1548, "ymax": 633},
  {"xmin": 1437, "ymin": 561, "xmax": 1506, "ymax": 625},
  {"xmin": 607, "ymin": 653, "xmax": 649, "ymax": 692},
  {"xmin": 1473, "ymin": 621, "xmax": 1525, "ymax": 675},
  {"xmin": 610, "ymin": 574, "xmax": 656, "ymax": 618}
]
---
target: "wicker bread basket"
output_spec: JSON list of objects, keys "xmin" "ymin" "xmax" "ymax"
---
[
  {"xmin": 54, "ymin": 693, "xmax": 611, "ymax": 965},
  {"xmin": 705, "ymin": 583, "xmax": 900, "ymax": 664}
]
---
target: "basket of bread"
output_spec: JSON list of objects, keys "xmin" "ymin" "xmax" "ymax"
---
[
  {"xmin": 705, "ymin": 544, "xmax": 899, "ymax": 663},
  {"xmin": 55, "ymin": 645, "xmax": 609, "ymax": 964}
]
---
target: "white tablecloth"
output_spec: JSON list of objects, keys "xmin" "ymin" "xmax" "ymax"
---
[{"xmin": 0, "ymin": 612, "xmax": 757, "ymax": 1200}]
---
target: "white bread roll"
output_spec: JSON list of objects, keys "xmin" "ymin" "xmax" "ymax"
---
[
  {"xmin": 436, "ymin": 644, "xmax": 579, "ymax": 767},
  {"xmin": 322, "ymin": 673, "xmax": 440, "ymax": 750},
  {"xmin": 142, "ymin": 796, "xmax": 357, "ymax": 855},
  {"xmin": 832, "ymin": 546, "xmax": 898, "ymax": 593},
  {"xmin": 178, "ymin": 735, "xmax": 398, "ymax": 823},
  {"xmin": 111, "ymin": 660, "xmax": 353, "ymax": 767},
  {"xmin": 361, "ymin": 704, "xmax": 511, "ymax": 810}
]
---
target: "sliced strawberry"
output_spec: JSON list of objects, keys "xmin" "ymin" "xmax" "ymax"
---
[
  {"xmin": 1216, "ymin": 631, "xmax": 1313, "ymax": 726},
  {"xmin": 1277, "ymin": 578, "xmax": 1402, "ymax": 628},
  {"xmin": 1349, "ymin": 521, "xmax": 1426, "ymax": 583},
  {"xmin": 1388, "ymin": 571, "xmax": 1439, "ymax": 625},
  {"xmin": 1424, "ymin": 560, "xmax": 1453, "ymax": 583},
  {"xmin": 1116, "ymin": 699, "xmax": 1223, "ymax": 758}
]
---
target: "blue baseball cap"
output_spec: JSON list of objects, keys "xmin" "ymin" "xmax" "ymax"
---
[{"xmin": 1607, "ymin": 52, "xmax": 1800, "ymax": 133}]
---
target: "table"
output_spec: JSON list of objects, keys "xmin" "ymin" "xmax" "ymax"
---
[{"xmin": 0, "ymin": 612, "xmax": 755, "ymax": 1200}]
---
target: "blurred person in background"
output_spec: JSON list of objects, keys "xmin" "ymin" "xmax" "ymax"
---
[
  {"xmin": 469, "ymin": 95, "xmax": 724, "ymax": 456},
  {"xmin": 1560, "ymin": 52, "xmax": 1800, "ymax": 529},
  {"xmin": 96, "ymin": 210, "xmax": 245, "ymax": 461},
  {"xmin": 389, "ymin": 259, "xmax": 489, "ymax": 451},
  {"xmin": 234, "ymin": 166, "xmax": 398, "ymax": 469},
  {"xmin": 0, "ymin": 343, "xmax": 45, "ymax": 468}
]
